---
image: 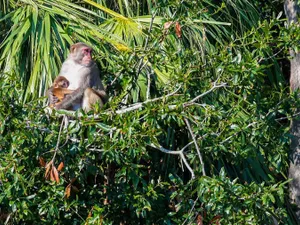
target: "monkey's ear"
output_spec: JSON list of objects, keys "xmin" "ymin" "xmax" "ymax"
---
[{"xmin": 70, "ymin": 44, "xmax": 78, "ymax": 53}]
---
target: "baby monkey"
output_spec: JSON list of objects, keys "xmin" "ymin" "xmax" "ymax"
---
[{"xmin": 48, "ymin": 76, "xmax": 74, "ymax": 108}]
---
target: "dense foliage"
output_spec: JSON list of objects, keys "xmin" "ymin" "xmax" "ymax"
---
[{"xmin": 1, "ymin": 0, "xmax": 300, "ymax": 224}]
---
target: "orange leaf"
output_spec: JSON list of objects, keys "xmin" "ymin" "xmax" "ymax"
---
[
  {"xmin": 45, "ymin": 163, "xmax": 52, "ymax": 179},
  {"xmin": 197, "ymin": 215, "xmax": 203, "ymax": 225},
  {"xmin": 39, "ymin": 157, "xmax": 46, "ymax": 167},
  {"xmin": 87, "ymin": 209, "xmax": 92, "ymax": 218},
  {"xmin": 50, "ymin": 166, "xmax": 60, "ymax": 183},
  {"xmin": 175, "ymin": 21, "xmax": 182, "ymax": 38},
  {"xmin": 65, "ymin": 184, "xmax": 71, "ymax": 198},
  {"xmin": 45, "ymin": 160, "xmax": 53, "ymax": 168},
  {"xmin": 57, "ymin": 162, "xmax": 64, "ymax": 172}
]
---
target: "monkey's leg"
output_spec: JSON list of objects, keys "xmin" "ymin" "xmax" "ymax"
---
[{"xmin": 82, "ymin": 88, "xmax": 104, "ymax": 111}]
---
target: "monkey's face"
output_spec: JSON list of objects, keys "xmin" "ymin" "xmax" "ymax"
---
[
  {"xmin": 60, "ymin": 80, "xmax": 69, "ymax": 88},
  {"xmin": 81, "ymin": 47, "xmax": 93, "ymax": 66},
  {"xmin": 71, "ymin": 44, "xmax": 94, "ymax": 67},
  {"xmin": 54, "ymin": 80, "xmax": 69, "ymax": 88}
]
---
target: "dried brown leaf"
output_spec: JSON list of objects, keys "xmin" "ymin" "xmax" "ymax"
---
[
  {"xmin": 39, "ymin": 157, "xmax": 46, "ymax": 167},
  {"xmin": 87, "ymin": 208, "xmax": 92, "ymax": 218},
  {"xmin": 197, "ymin": 214, "xmax": 203, "ymax": 225},
  {"xmin": 50, "ymin": 166, "xmax": 60, "ymax": 183},
  {"xmin": 45, "ymin": 160, "xmax": 53, "ymax": 168},
  {"xmin": 210, "ymin": 215, "xmax": 221, "ymax": 225},
  {"xmin": 175, "ymin": 21, "xmax": 182, "ymax": 38},
  {"xmin": 71, "ymin": 185, "xmax": 79, "ymax": 193},
  {"xmin": 70, "ymin": 177, "xmax": 77, "ymax": 184},
  {"xmin": 57, "ymin": 162, "xmax": 64, "ymax": 172},
  {"xmin": 65, "ymin": 184, "xmax": 71, "ymax": 198},
  {"xmin": 45, "ymin": 163, "xmax": 52, "ymax": 179}
]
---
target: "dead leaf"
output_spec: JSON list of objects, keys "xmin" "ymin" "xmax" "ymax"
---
[
  {"xmin": 65, "ymin": 184, "xmax": 71, "ymax": 198},
  {"xmin": 50, "ymin": 166, "xmax": 60, "ymax": 183},
  {"xmin": 57, "ymin": 162, "xmax": 64, "ymax": 172},
  {"xmin": 45, "ymin": 160, "xmax": 52, "ymax": 168},
  {"xmin": 39, "ymin": 157, "xmax": 46, "ymax": 167},
  {"xmin": 70, "ymin": 177, "xmax": 77, "ymax": 184},
  {"xmin": 197, "ymin": 214, "xmax": 203, "ymax": 225},
  {"xmin": 164, "ymin": 21, "xmax": 173, "ymax": 30},
  {"xmin": 71, "ymin": 185, "xmax": 79, "ymax": 193},
  {"xmin": 209, "ymin": 215, "xmax": 221, "ymax": 225},
  {"xmin": 45, "ymin": 162, "xmax": 52, "ymax": 179},
  {"xmin": 175, "ymin": 21, "xmax": 182, "ymax": 38},
  {"xmin": 87, "ymin": 208, "xmax": 92, "ymax": 218}
]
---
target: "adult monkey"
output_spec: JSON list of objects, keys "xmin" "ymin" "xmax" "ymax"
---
[{"xmin": 48, "ymin": 42, "xmax": 108, "ymax": 111}]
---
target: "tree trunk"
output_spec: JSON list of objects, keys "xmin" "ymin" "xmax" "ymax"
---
[{"xmin": 285, "ymin": 0, "xmax": 300, "ymax": 221}]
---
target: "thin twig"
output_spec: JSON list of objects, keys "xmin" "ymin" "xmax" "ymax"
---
[
  {"xmin": 70, "ymin": 207, "xmax": 85, "ymax": 222},
  {"xmin": 148, "ymin": 143, "xmax": 195, "ymax": 179},
  {"xmin": 51, "ymin": 115, "xmax": 66, "ymax": 163},
  {"xmin": 110, "ymin": 71, "xmax": 122, "ymax": 86},
  {"xmin": 258, "ymin": 47, "xmax": 285, "ymax": 63},
  {"xmin": 4, "ymin": 213, "xmax": 11, "ymax": 225},
  {"xmin": 116, "ymin": 86, "xmax": 181, "ymax": 114},
  {"xmin": 184, "ymin": 118, "xmax": 206, "ymax": 176},
  {"xmin": 220, "ymin": 122, "xmax": 257, "ymax": 144},
  {"xmin": 182, "ymin": 196, "xmax": 200, "ymax": 225},
  {"xmin": 275, "ymin": 111, "xmax": 300, "ymax": 121},
  {"xmin": 179, "ymin": 151, "xmax": 195, "ymax": 179},
  {"xmin": 136, "ymin": 10, "xmax": 157, "ymax": 77},
  {"xmin": 146, "ymin": 69, "xmax": 151, "ymax": 100},
  {"xmin": 88, "ymin": 148, "xmax": 105, "ymax": 152},
  {"xmin": 184, "ymin": 82, "xmax": 227, "ymax": 107}
]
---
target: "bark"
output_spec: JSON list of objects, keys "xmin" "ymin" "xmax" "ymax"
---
[{"xmin": 285, "ymin": 0, "xmax": 300, "ymax": 221}]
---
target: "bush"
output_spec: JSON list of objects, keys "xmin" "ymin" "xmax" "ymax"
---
[{"xmin": 1, "ymin": 1, "xmax": 300, "ymax": 224}]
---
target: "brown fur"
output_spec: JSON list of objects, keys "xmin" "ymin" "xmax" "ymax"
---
[{"xmin": 48, "ymin": 76, "xmax": 74, "ymax": 108}]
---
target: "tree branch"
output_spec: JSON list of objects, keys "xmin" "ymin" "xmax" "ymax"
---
[
  {"xmin": 115, "ymin": 86, "xmax": 181, "ymax": 114},
  {"xmin": 220, "ymin": 122, "xmax": 257, "ymax": 145},
  {"xmin": 148, "ymin": 142, "xmax": 195, "ymax": 179},
  {"xmin": 184, "ymin": 118, "xmax": 206, "ymax": 176},
  {"xmin": 183, "ymin": 82, "xmax": 227, "ymax": 107}
]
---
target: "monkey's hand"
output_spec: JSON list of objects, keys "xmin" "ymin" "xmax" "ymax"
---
[
  {"xmin": 54, "ymin": 95, "xmax": 72, "ymax": 110},
  {"xmin": 47, "ymin": 88, "xmax": 59, "ymax": 105},
  {"xmin": 54, "ymin": 103, "xmax": 63, "ymax": 110}
]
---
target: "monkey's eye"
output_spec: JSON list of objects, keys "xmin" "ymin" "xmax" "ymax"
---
[{"xmin": 83, "ymin": 48, "xmax": 92, "ymax": 54}]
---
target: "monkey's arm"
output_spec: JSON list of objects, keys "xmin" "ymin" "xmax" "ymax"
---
[
  {"xmin": 48, "ymin": 88, "xmax": 74, "ymax": 107},
  {"xmin": 47, "ymin": 87, "xmax": 59, "ymax": 105},
  {"xmin": 53, "ymin": 88, "xmax": 74, "ymax": 100},
  {"xmin": 55, "ymin": 78, "xmax": 89, "ymax": 110}
]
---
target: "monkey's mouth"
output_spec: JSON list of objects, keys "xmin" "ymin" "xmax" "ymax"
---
[{"xmin": 82, "ymin": 61, "xmax": 92, "ymax": 67}]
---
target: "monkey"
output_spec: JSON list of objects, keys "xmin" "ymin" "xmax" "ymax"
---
[
  {"xmin": 53, "ymin": 75, "xmax": 70, "ymax": 89},
  {"xmin": 48, "ymin": 42, "xmax": 108, "ymax": 111},
  {"xmin": 47, "ymin": 76, "xmax": 74, "ymax": 108}
]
